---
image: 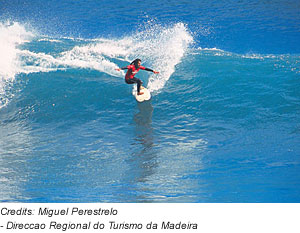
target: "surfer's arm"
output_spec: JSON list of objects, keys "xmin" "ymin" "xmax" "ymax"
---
[
  {"xmin": 145, "ymin": 68, "xmax": 159, "ymax": 74},
  {"xmin": 144, "ymin": 67, "xmax": 153, "ymax": 72},
  {"xmin": 141, "ymin": 66, "xmax": 159, "ymax": 74}
]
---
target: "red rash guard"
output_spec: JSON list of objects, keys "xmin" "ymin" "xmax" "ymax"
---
[{"xmin": 122, "ymin": 65, "xmax": 153, "ymax": 80}]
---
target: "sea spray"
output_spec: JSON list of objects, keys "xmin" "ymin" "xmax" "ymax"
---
[
  {"xmin": 128, "ymin": 22, "xmax": 194, "ymax": 93},
  {"xmin": 52, "ymin": 22, "xmax": 194, "ymax": 90},
  {"xmin": 0, "ymin": 21, "xmax": 193, "ymax": 108}
]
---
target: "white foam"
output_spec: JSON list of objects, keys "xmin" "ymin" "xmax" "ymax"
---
[
  {"xmin": 19, "ymin": 37, "xmax": 133, "ymax": 77},
  {"xmin": 0, "ymin": 22, "xmax": 34, "ymax": 108},
  {"xmin": 0, "ymin": 22, "xmax": 34, "ymax": 77},
  {"xmin": 58, "ymin": 42, "xmax": 127, "ymax": 77},
  {"xmin": 38, "ymin": 38, "xmax": 62, "ymax": 43}
]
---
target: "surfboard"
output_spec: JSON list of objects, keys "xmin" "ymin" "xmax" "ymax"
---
[{"xmin": 133, "ymin": 87, "xmax": 151, "ymax": 102}]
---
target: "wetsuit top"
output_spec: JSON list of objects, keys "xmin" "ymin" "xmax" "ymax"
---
[{"xmin": 121, "ymin": 65, "xmax": 154, "ymax": 80}]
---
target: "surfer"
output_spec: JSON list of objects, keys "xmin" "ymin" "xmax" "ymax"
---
[{"xmin": 116, "ymin": 59, "xmax": 159, "ymax": 95}]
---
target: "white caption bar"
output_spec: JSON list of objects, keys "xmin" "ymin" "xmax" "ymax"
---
[{"xmin": 0, "ymin": 203, "xmax": 299, "ymax": 232}]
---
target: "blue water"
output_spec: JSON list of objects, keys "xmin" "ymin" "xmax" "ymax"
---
[{"xmin": 0, "ymin": 0, "xmax": 299, "ymax": 202}]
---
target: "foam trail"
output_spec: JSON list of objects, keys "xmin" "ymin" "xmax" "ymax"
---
[
  {"xmin": 59, "ymin": 42, "xmax": 126, "ymax": 77},
  {"xmin": 18, "ymin": 38, "xmax": 132, "ymax": 77}
]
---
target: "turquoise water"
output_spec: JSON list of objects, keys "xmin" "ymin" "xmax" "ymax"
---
[{"xmin": 0, "ymin": 0, "xmax": 299, "ymax": 202}]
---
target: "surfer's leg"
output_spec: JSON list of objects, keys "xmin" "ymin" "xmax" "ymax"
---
[
  {"xmin": 125, "ymin": 78, "xmax": 134, "ymax": 84},
  {"xmin": 136, "ymin": 79, "xmax": 143, "ymax": 95},
  {"xmin": 128, "ymin": 77, "xmax": 143, "ymax": 94}
]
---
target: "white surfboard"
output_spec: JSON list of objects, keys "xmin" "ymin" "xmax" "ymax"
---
[{"xmin": 133, "ymin": 87, "xmax": 151, "ymax": 102}]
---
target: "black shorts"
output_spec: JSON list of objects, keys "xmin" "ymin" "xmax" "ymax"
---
[{"xmin": 125, "ymin": 77, "xmax": 143, "ymax": 92}]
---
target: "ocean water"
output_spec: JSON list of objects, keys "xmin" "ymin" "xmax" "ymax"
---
[{"xmin": 0, "ymin": 0, "xmax": 299, "ymax": 202}]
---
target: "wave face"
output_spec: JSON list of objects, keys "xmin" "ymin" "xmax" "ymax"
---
[{"xmin": 1, "ymin": 0, "xmax": 300, "ymax": 203}]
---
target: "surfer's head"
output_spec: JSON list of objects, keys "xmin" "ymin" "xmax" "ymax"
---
[{"xmin": 131, "ymin": 59, "xmax": 141, "ymax": 68}]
